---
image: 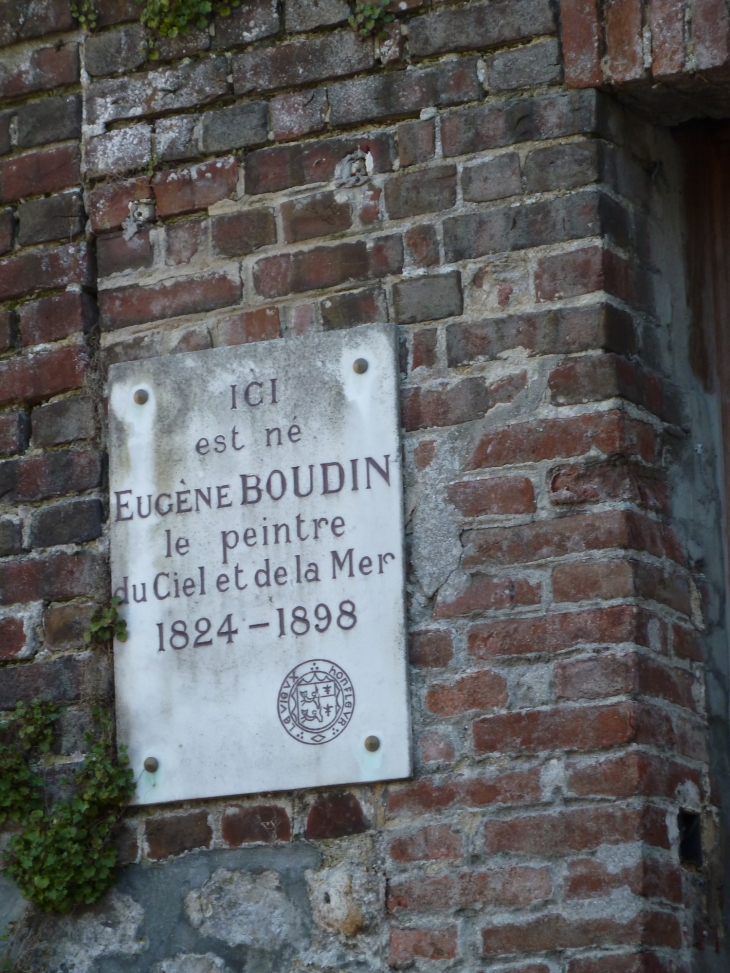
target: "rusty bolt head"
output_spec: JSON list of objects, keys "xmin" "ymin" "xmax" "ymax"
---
[
  {"xmin": 353, "ymin": 358, "xmax": 368, "ymax": 374},
  {"xmin": 134, "ymin": 389, "xmax": 149, "ymax": 405},
  {"xmin": 144, "ymin": 756, "xmax": 159, "ymax": 773},
  {"xmin": 364, "ymin": 735, "xmax": 380, "ymax": 752}
]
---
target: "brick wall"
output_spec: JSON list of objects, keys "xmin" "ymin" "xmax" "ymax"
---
[{"xmin": 1, "ymin": 0, "xmax": 729, "ymax": 969}]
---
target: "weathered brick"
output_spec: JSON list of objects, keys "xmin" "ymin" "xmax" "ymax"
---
[
  {"xmin": 561, "ymin": 0, "xmax": 602, "ymax": 86},
  {"xmin": 145, "ymin": 811, "xmax": 212, "ymax": 860},
  {"xmin": 211, "ymin": 209, "xmax": 276, "ymax": 256},
  {"xmin": 329, "ymin": 59, "xmax": 481, "ymax": 126},
  {"xmin": 0, "ymin": 112, "xmax": 10, "ymax": 156},
  {"xmin": 468, "ymin": 605, "xmax": 666, "ymax": 660},
  {"xmin": 29, "ymin": 498, "xmax": 104, "ymax": 548},
  {"xmin": 0, "ymin": 448, "xmax": 102, "ymax": 503},
  {"xmin": 388, "ymin": 768, "xmax": 542, "ymax": 814},
  {"xmin": 97, "ymin": 229, "xmax": 154, "ymax": 278},
  {"xmin": 84, "ymin": 22, "xmax": 148, "ymax": 76},
  {"xmin": 691, "ymin": 0, "xmax": 730, "ymax": 69},
  {"xmin": 87, "ymin": 57, "xmax": 229, "ymax": 126},
  {"xmin": 233, "ymin": 30, "xmax": 373, "ymax": 94},
  {"xmin": 524, "ymin": 140, "xmax": 601, "ymax": 192},
  {"xmin": 487, "ymin": 37, "xmax": 561, "ymax": 91},
  {"xmin": 0, "ymin": 144, "xmax": 80, "ymax": 204},
  {"xmin": 467, "ymin": 410, "xmax": 655, "ymax": 469},
  {"xmin": 402, "ymin": 371, "xmax": 526, "ymax": 431},
  {"xmin": 17, "ymin": 192, "xmax": 84, "ymax": 247},
  {"xmin": 0, "ymin": 207, "xmax": 12, "ymax": 255},
  {"xmin": 384, "ymin": 165, "xmax": 456, "ymax": 220},
  {"xmin": 320, "ymin": 286, "xmax": 387, "ymax": 330},
  {"xmin": 0, "ymin": 345, "xmax": 88, "ymax": 407},
  {"xmin": 216, "ymin": 307, "xmax": 280, "ymax": 346},
  {"xmin": 281, "ymin": 192, "xmax": 351, "ymax": 243},
  {"xmin": 566, "ymin": 751, "xmax": 702, "ymax": 801},
  {"xmin": 0, "ymin": 411, "xmax": 29, "ymax": 456},
  {"xmin": 462, "ymin": 153, "xmax": 522, "ymax": 202},
  {"xmin": 409, "ymin": 629, "xmax": 453, "ymax": 668},
  {"xmin": 222, "ymin": 804, "xmax": 291, "ymax": 845},
  {"xmin": 0, "ymin": 43, "xmax": 79, "ymax": 100},
  {"xmin": 85, "ymin": 124, "xmax": 152, "ymax": 179},
  {"xmin": 605, "ymin": 0, "xmax": 646, "ymax": 82},
  {"xmin": 447, "ymin": 476, "xmax": 536, "ymax": 516},
  {"xmin": 153, "ymin": 158, "xmax": 239, "ymax": 217},
  {"xmin": 43, "ymin": 601, "xmax": 96, "ymax": 648},
  {"xmin": 435, "ymin": 574, "xmax": 540, "ymax": 617},
  {"xmin": 88, "ymin": 177, "xmax": 151, "ymax": 233},
  {"xmin": 32, "ymin": 396, "xmax": 95, "ymax": 447},
  {"xmin": 155, "ymin": 115, "xmax": 199, "ymax": 163},
  {"xmin": 253, "ymin": 236, "xmax": 402, "ymax": 298},
  {"xmin": 0, "ymin": 0, "xmax": 75, "ymax": 44},
  {"xmin": 391, "ymin": 824, "xmax": 462, "ymax": 861},
  {"xmin": 0, "ymin": 616, "xmax": 25, "ymax": 660},
  {"xmin": 0, "ymin": 518, "xmax": 22, "ymax": 557},
  {"xmin": 396, "ymin": 118, "xmax": 436, "ymax": 167},
  {"xmin": 405, "ymin": 224, "xmax": 439, "ymax": 268},
  {"xmin": 389, "ymin": 927, "xmax": 457, "ymax": 968},
  {"xmin": 166, "ymin": 218, "xmax": 205, "ymax": 266},
  {"xmin": 0, "ymin": 309, "xmax": 14, "ymax": 352},
  {"xmin": 306, "ymin": 792, "xmax": 368, "ymax": 838},
  {"xmin": 16, "ymin": 94, "xmax": 82, "ymax": 149},
  {"xmin": 443, "ymin": 191, "xmax": 600, "ymax": 262},
  {"xmin": 96, "ymin": 0, "xmax": 142, "ymax": 26},
  {"xmin": 285, "ymin": 0, "xmax": 349, "ymax": 31},
  {"xmin": 553, "ymin": 558, "xmax": 691, "ymax": 615},
  {"xmin": 99, "ymin": 272, "xmax": 242, "ymax": 331},
  {"xmin": 0, "ymin": 654, "xmax": 110, "ymax": 710},
  {"xmin": 246, "ymin": 133, "xmax": 393, "ymax": 195},
  {"xmin": 19, "ymin": 292, "xmax": 96, "ymax": 347},
  {"xmin": 270, "ymin": 89, "xmax": 329, "ymax": 142},
  {"xmin": 557, "ymin": 651, "xmax": 695, "ymax": 709},
  {"xmin": 408, "ymin": 0, "xmax": 555, "ymax": 57},
  {"xmin": 394, "ymin": 271, "xmax": 462, "ymax": 324},
  {"xmin": 0, "ymin": 551, "xmax": 105, "ymax": 605},
  {"xmin": 427, "ymin": 669, "xmax": 508, "ymax": 714},
  {"xmin": 212, "ymin": 0, "xmax": 279, "ymax": 48},
  {"xmin": 200, "ymin": 101, "xmax": 269, "ymax": 153},
  {"xmin": 388, "ymin": 866, "xmax": 552, "ymax": 913}
]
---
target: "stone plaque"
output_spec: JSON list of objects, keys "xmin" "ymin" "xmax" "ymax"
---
[{"xmin": 108, "ymin": 323, "xmax": 410, "ymax": 805}]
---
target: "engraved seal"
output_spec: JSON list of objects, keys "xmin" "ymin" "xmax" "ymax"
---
[{"xmin": 278, "ymin": 659, "xmax": 355, "ymax": 745}]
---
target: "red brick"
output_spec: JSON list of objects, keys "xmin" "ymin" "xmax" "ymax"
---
[
  {"xmin": 253, "ymin": 236, "xmax": 402, "ymax": 298},
  {"xmin": 566, "ymin": 751, "xmax": 702, "ymax": 801},
  {"xmin": 99, "ymin": 273, "xmax": 242, "ymax": 331},
  {"xmin": 388, "ymin": 768, "xmax": 542, "ymax": 814},
  {"xmin": 469, "ymin": 605, "xmax": 664, "ymax": 660},
  {"xmin": 0, "ymin": 551, "xmax": 105, "ymax": 605},
  {"xmin": 152, "ymin": 158, "xmax": 239, "ymax": 217},
  {"xmin": 535, "ymin": 244, "xmax": 604, "ymax": 301},
  {"xmin": 548, "ymin": 355, "xmax": 674, "ymax": 421},
  {"xmin": 409, "ymin": 629, "xmax": 453, "ymax": 668},
  {"xmin": 97, "ymin": 229, "xmax": 154, "ymax": 278},
  {"xmin": 281, "ymin": 191, "xmax": 352, "ymax": 244},
  {"xmin": 320, "ymin": 286, "xmax": 387, "ymax": 331},
  {"xmin": 216, "ymin": 307, "xmax": 280, "ymax": 346},
  {"xmin": 691, "ymin": 0, "xmax": 730, "ymax": 69},
  {"xmin": 405, "ymin": 224, "xmax": 440, "ymax": 268},
  {"xmin": 434, "ymin": 574, "xmax": 541, "ymax": 617},
  {"xmin": 672, "ymin": 623, "xmax": 702, "ymax": 662},
  {"xmin": 397, "ymin": 118, "xmax": 436, "ymax": 167},
  {"xmin": 270, "ymin": 89, "xmax": 329, "ymax": 142},
  {"xmin": 417, "ymin": 729, "xmax": 456, "ymax": 764},
  {"xmin": 211, "ymin": 209, "xmax": 277, "ymax": 256},
  {"xmin": 18, "ymin": 292, "xmax": 97, "ymax": 347},
  {"xmin": 649, "ymin": 0, "xmax": 685, "ymax": 76},
  {"xmin": 403, "ymin": 372, "xmax": 527, "ymax": 432},
  {"xmin": 0, "ymin": 448, "xmax": 102, "ymax": 503},
  {"xmin": 411, "ymin": 329, "xmax": 437, "ymax": 370},
  {"xmin": 388, "ymin": 926, "xmax": 457, "ymax": 967},
  {"xmin": 166, "ymin": 218, "xmax": 206, "ymax": 265},
  {"xmin": 462, "ymin": 510, "xmax": 683, "ymax": 569},
  {"xmin": 413, "ymin": 439, "xmax": 435, "ymax": 470},
  {"xmin": 221, "ymin": 805, "xmax": 291, "ymax": 845},
  {"xmin": 447, "ymin": 476, "xmax": 536, "ymax": 516},
  {"xmin": 0, "ymin": 617, "xmax": 25, "ymax": 661},
  {"xmin": 43, "ymin": 601, "xmax": 96, "ymax": 648},
  {"xmin": 484, "ymin": 804, "xmax": 670, "ymax": 856},
  {"xmin": 565, "ymin": 856, "xmax": 682, "ymax": 903},
  {"xmin": 468, "ymin": 410, "xmax": 655, "ymax": 469},
  {"xmin": 562, "ymin": 0, "xmax": 603, "ymax": 86},
  {"xmin": 555, "ymin": 650, "xmax": 685, "ymax": 703},
  {"xmin": 0, "ymin": 243, "xmax": 93, "ymax": 302},
  {"xmin": 549, "ymin": 460, "xmax": 668, "ymax": 513},
  {"xmin": 481, "ymin": 911, "xmax": 681, "ymax": 956},
  {"xmin": 0, "ymin": 346, "xmax": 87, "ymax": 407},
  {"xmin": 0, "ymin": 145, "xmax": 80, "ymax": 205},
  {"xmin": 88, "ymin": 177, "xmax": 151, "ymax": 233},
  {"xmin": 145, "ymin": 811, "xmax": 212, "ymax": 860},
  {"xmin": 0, "ymin": 411, "xmax": 29, "ymax": 456},
  {"xmin": 305, "ymin": 792, "xmax": 368, "ymax": 839},
  {"xmin": 427, "ymin": 668, "xmax": 508, "ymax": 715},
  {"xmin": 0, "ymin": 0, "xmax": 75, "ymax": 45},
  {"xmin": 388, "ymin": 865, "xmax": 551, "ymax": 913},
  {"xmin": 246, "ymin": 133, "xmax": 394, "ymax": 196},
  {"xmin": 0, "ymin": 43, "xmax": 79, "ymax": 100},
  {"xmin": 605, "ymin": 0, "xmax": 646, "ymax": 82},
  {"xmin": 473, "ymin": 701, "xmax": 666, "ymax": 755},
  {"xmin": 0, "ymin": 653, "xmax": 110, "ymax": 708},
  {"xmin": 390, "ymin": 824, "xmax": 462, "ymax": 862},
  {"xmin": 552, "ymin": 559, "xmax": 691, "ymax": 615}
]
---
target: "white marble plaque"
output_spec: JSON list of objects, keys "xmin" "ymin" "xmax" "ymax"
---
[{"xmin": 108, "ymin": 323, "xmax": 411, "ymax": 805}]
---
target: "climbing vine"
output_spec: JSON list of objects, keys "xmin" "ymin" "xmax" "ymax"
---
[{"xmin": 0, "ymin": 600, "xmax": 134, "ymax": 913}]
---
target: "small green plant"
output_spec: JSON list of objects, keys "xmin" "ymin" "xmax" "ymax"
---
[
  {"xmin": 70, "ymin": 0, "xmax": 98, "ymax": 29},
  {"xmin": 83, "ymin": 596, "xmax": 128, "ymax": 645},
  {"xmin": 140, "ymin": 0, "xmax": 240, "ymax": 55},
  {"xmin": 348, "ymin": 0, "xmax": 394, "ymax": 38},
  {"xmin": 1, "ymin": 704, "xmax": 135, "ymax": 914}
]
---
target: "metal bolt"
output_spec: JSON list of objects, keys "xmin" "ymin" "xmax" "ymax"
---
[
  {"xmin": 134, "ymin": 389, "xmax": 149, "ymax": 405},
  {"xmin": 144, "ymin": 756, "xmax": 159, "ymax": 773},
  {"xmin": 353, "ymin": 358, "xmax": 368, "ymax": 374},
  {"xmin": 364, "ymin": 735, "xmax": 380, "ymax": 752}
]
